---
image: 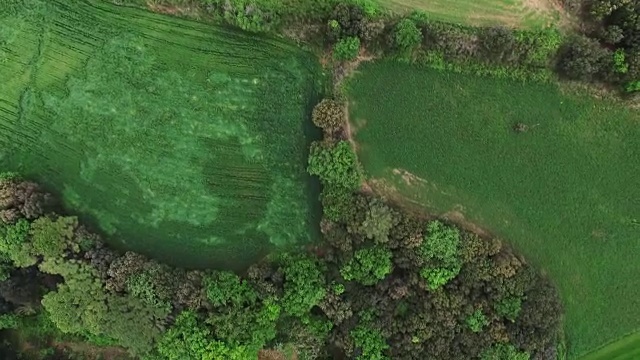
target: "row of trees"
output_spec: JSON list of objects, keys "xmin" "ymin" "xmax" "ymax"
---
[{"xmin": 117, "ymin": 0, "xmax": 640, "ymax": 93}]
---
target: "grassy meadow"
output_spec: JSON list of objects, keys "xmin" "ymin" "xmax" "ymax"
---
[
  {"xmin": 347, "ymin": 61, "xmax": 640, "ymax": 357},
  {"xmin": 0, "ymin": 0, "xmax": 323, "ymax": 269},
  {"xmin": 579, "ymin": 332, "xmax": 640, "ymax": 360},
  {"xmin": 377, "ymin": 0, "xmax": 561, "ymax": 28}
]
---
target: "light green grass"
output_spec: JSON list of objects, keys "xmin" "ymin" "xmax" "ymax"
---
[
  {"xmin": 347, "ymin": 61, "xmax": 640, "ymax": 358},
  {"xmin": 579, "ymin": 331, "xmax": 640, "ymax": 360},
  {"xmin": 377, "ymin": 0, "xmax": 557, "ymax": 28},
  {"xmin": 0, "ymin": 0, "xmax": 323, "ymax": 270}
]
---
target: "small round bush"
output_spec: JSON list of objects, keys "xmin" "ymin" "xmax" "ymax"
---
[
  {"xmin": 333, "ymin": 36, "xmax": 360, "ymax": 61},
  {"xmin": 394, "ymin": 19, "xmax": 422, "ymax": 50}
]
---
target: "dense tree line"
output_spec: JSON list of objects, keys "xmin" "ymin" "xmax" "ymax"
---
[{"xmin": 0, "ymin": 97, "xmax": 563, "ymax": 359}]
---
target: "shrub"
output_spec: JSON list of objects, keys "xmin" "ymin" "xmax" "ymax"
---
[
  {"xmin": 308, "ymin": 141, "xmax": 363, "ymax": 190},
  {"xmin": 394, "ymin": 18, "xmax": 422, "ymax": 50},
  {"xmin": 625, "ymin": 80, "xmax": 640, "ymax": 92},
  {"xmin": 333, "ymin": 36, "xmax": 360, "ymax": 61},
  {"xmin": 613, "ymin": 49, "xmax": 629, "ymax": 74},
  {"xmin": 341, "ymin": 246, "xmax": 393, "ymax": 285}
]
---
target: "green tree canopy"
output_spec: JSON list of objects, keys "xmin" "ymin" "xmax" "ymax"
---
[
  {"xmin": 333, "ymin": 36, "xmax": 361, "ymax": 61},
  {"xmin": 341, "ymin": 246, "xmax": 393, "ymax": 286},
  {"xmin": 308, "ymin": 141, "xmax": 363, "ymax": 191},
  {"xmin": 394, "ymin": 18, "xmax": 423, "ymax": 50}
]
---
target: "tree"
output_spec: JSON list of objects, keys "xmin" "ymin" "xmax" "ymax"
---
[
  {"xmin": 29, "ymin": 216, "xmax": 78, "ymax": 259},
  {"xmin": 308, "ymin": 141, "xmax": 363, "ymax": 191},
  {"xmin": 557, "ymin": 36, "xmax": 612, "ymax": 81},
  {"xmin": 466, "ymin": 309, "xmax": 489, "ymax": 333},
  {"xmin": 394, "ymin": 19, "xmax": 422, "ymax": 51},
  {"xmin": 419, "ymin": 221, "xmax": 462, "ymax": 289},
  {"xmin": 312, "ymin": 99, "xmax": 345, "ymax": 132},
  {"xmin": 203, "ymin": 271, "xmax": 257, "ymax": 309},
  {"xmin": 0, "ymin": 219, "xmax": 36, "ymax": 267},
  {"xmin": 359, "ymin": 199, "xmax": 396, "ymax": 243},
  {"xmin": 351, "ymin": 325, "xmax": 389, "ymax": 360},
  {"xmin": 341, "ymin": 247, "xmax": 393, "ymax": 286},
  {"xmin": 495, "ymin": 296, "xmax": 523, "ymax": 322},
  {"xmin": 330, "ymin": 3, "xmax": 366, "ymax": 39},
  {"xmin": 157, "ymin": 310, "xmax": 256, "ymax": 360},
  {"xmin": 478, "ymin": 26, "xmax": 516, "ymax": 63},
  {"xmin": 280, "ymin": 255, "xmax": 326, "ymax": 317},
  {"xmin": 333, "ymin": 37, "xmax": 360, "ymax": 61}
]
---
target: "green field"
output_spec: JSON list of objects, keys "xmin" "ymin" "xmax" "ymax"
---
[
  {"xmin": 347, "ymin": 61, "xmax": 640, "ymax": 357},
  {"xmin": 579, "ymin": 331, "xmax": 640, "ymax": 360},
  {"xmin": 378, "ymin": 0, "xmax": 560, "ymax": 28},
  {"xmin": 0, "ymin": 0, "xmax": 322, "ymax": 270}
]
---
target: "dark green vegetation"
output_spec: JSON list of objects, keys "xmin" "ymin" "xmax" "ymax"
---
[
  {"xmin": 0, "ymin": 0, "xmax": 322, "ymax": 269},
  {"xmin": 556, "ymin": 0, "xmax": 640, "ymax": 93},
  {"xmin": 348, "ymin": 61, "xmax": 640, "ymax": 357}
]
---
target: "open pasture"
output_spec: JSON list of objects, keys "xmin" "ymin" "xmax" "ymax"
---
[
  {"xmin": 347, "ymin": 61, "xmax": 640, "ymax": 358},
  {"xmin": 0, "ymin": 0, "xmax": 322, "ymax": 269},
  {"xmin": 377, "ymin": 0, "xmax": 560, "ymax": 28},
  {"xmin": 579, "ymin": 331, "xmax": 640, "ymax": 360}
]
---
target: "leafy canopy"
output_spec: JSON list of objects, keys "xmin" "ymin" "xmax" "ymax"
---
[
  {"xmin": 394, "ymin": 18, "xmax": 423, "ymax": 50},
  {"xmin": 419, "ymin": 220, "xmax": 462, "ymax": 290},
  {"xmin": 341, "ymin": 246, "xmax": 393, "ymax": 286},
  {"xmin": 308, "ymin": 141, "xmax": 363, "ymax": 191},
  {"xmin": 333, "ymin": 36, "xmax": 361, "ymax": 61},
  {"xmin": 351, "ymin": 325, "xmax": 389, "ymax": 360},
  {"xmin": 281, "ymin": 255, "xmax": 326, "ymax": 317}
]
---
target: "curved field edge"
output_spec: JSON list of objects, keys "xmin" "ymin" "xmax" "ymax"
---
[
  {"xmin": 0, "ymin": 0, "xmax": 324, "ymax": 270},
  {"xmin": 345, "ymin": 60, "xmax": 640, "ymax": 357},
  {"xmin": 578, "ymin": 331, "xmax": 640, "ymax": 360}
]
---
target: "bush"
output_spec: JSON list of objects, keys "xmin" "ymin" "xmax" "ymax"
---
[
  {"xmin": 333, "ymin": 36, "xmax": 360, "ymax": 61},
  {"xmin": 341, "ymin": 246, "xmax": 393, "ymax": 285},
  {"xmin": 308, "ymin": 141, "xmax": 363, "ymax": 190},
  {"xmin": 613, "ymin": 49, "xmax": 629, "ymax": 74},
  {"xmin": 394, "ymin": 18, "xmax": 422, "ymax": 50}
]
